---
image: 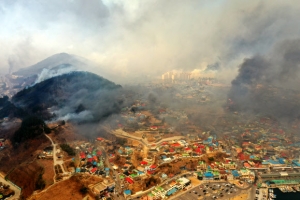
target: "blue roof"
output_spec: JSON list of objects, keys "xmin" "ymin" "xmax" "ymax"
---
[
  {"xmin": 76, "ymin": 168, "xmax": 81, "ymax": 173},
  {"xmin": 203, "ymin": 137, "xmax": 213, "ymax": 144},
  {"xmin": 162, "ymin": 155, "xmax": 167, "ymax": 159},
  {"xmin": 267, "ymin": 160, "xmax": 280, "ymax": 164},
  {"xmin": 278, "ymin": 158, "xmax": 285, "ymax": 164},
  {"xmin": 87, "ymin": 154, "xmax": 92, "ymax": 158},
  {"xmin": 137, "ymin": 171, "xmax": 144, "ymax": 175},
  {"xmin": 204, "ymin": 172, "xmax": 214, "ymax": 177},
  {"xmin": 124, "ymin": 190, "xmax": 131, "ymax": 195},
  {"xmin": 232, "ymin": 170, "xmax": 240, "ymax": 177},
  {"xmin": 105, "ymin": 167, "xmax": 110, "ymax": 171},
  {"xmin": 167, "ymin": 187, "xmax": 177, "ymax": 196},
  {"xmin": 292, "ymin": 160, "xmax": 300, "ymax": 167}
]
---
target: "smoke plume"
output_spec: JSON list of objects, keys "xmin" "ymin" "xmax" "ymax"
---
[
  {"xmin": 228, "ymin": 39, "xmax": 300, "ymax": 120},
  {"xmin": 1, "ymin": 1, "xmax": 300, "ymax": 82}
]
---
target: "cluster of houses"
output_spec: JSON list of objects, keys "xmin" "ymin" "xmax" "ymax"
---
[
  {"xmin": 223, "ymin": 117, "xmax": 300, "ymax": 171},
  {"xmin": 140, "ymin": 177, "xmax": 191, "ymax": 199},
  {"xmin": 72, "ymin": 142, "xmax": 107, "ymax": 176},
  {"xmin": 196, "ymin": 168, "xmax": 255, "ymax": 182}
]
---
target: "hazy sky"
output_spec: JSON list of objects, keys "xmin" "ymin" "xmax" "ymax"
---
[{"xmin": 1, "ymin": 0, "xmax": 300, "ymax": 81}]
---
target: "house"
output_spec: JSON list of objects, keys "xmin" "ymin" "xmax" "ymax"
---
[
  {"xmin": 231, "ymin": 170, "xmax": 240, "ymax": 179},
  {"xmin": 125, "ymin": 177, "xmax": 134, "ymax": 184},
  {"xmin": 90, "ymin": 167, "xmax": 97, "ymax": 174},
  {"xmin": 177, "ymin": 177, "xmax": 191, "ymax": 189},
  {"xmin": 203, "ymin": 171, "xmax": 214, "ymax": 180},
  {"xmin": 124, "ymin": 190, "xmax": 132, "ymax": 198},
  {"xmin": 140, "ymin": 161, "xmax": 148, "ymax": 166}
]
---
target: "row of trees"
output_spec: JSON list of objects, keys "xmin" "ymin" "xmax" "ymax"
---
[
  {"xmin": 60, "ymin": 144, "xmax": 76, "ymax": 156},
  {"xmin": 12, "ymin": 116, "xmax": 51, "ymax": 147}
]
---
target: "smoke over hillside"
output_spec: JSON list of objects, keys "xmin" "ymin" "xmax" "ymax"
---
[
  {"xmin": 11, "ymin": 71, "xmax": 125, "ymax": 122},
  {"xmin": 228, "ymin": 39, "xmax": 300, "ymax": 120}
]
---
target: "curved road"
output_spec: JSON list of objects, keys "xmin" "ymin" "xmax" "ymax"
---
[
  {"xmin": 0, "ymin": 174, "xmax": 21, "ymax": 200},
  {"xmin": 44, "ymin": 134, "xmax": 67, "ymax": 183}
]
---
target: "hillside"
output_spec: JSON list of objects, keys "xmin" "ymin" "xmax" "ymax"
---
[
  {"xmin": 11, "ymin": 71, "xmax": 123, "ymax": 121},
  {"xmin": 13, "ymin": 53, "xmax": 87, "ymax": 77},
  {"xmin": 8, "ymin": 53, "xmax": 113, "ymax": 90}
]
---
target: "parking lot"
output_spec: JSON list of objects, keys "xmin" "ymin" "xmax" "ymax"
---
[{"xmin": 175, "ymin": 182, "xmax": 241, "ymax": 200}]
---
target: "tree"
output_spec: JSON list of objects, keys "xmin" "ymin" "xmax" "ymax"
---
[
  {"xmin": 80, "ymin": 186, "xmax": 88, "ymax": 195},
  {"xmin": 60, "ymin": 144, "xmax": 75, "ymax": 156},
  {"xmin": 208, "ymin": 157, "xmax": 214, "ymax": 161},
  {"xmin": 12, "ymin": 116, "xmax": 51, "ymax": 147}
]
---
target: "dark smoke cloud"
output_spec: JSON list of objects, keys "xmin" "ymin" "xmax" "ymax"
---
[
  {"xmin": 228, "ymin": 39, "xmax": 300, "ymax": 120},
  {"xmin": 1, "ymin": 1, "xmax": 300, "ymax": 82}
]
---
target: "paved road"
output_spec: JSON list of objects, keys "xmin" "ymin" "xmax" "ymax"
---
[
  {"xmin": 0, "ymin": 174, "xmax": 21, "ymax": 200},
  {"xmin": 44, "ymin": 134, "xmax": 68, "ymax": 183},
  {"xmin": 98, "ymin": 145, "xmax": 126, "ymax": 200},
  {"xmin": 113, "ymin": 128, "xmax": 184, "ymax": 147}
]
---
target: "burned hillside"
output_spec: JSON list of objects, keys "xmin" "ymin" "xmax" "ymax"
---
[{"xmin": 10, "ymin": 71, "xmax": 123, "ymax": 122}]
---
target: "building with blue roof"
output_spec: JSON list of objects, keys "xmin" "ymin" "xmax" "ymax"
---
[
  {"xmin": 166, "ymin": 187, "xmax": 177, "ymax": 196},
  {"xmin": 204, "ymin": 171, "xmax": 214, "ymax": 180},
  {"xmin": 278, "ymin": 158, "xmax": 285, "ymax": 164},
  {"xmin": 232, "ymin": 170, "xmax": 240, "ymax": 178},
  {"xmin": 124, "ymin": 190, "xmax": 132, "ymax": 197},
  {"xmin": 203, "ymin": 136, "xmax": 213, "ymax": 145},
  {"xmin": 292, "ymin": 160, "xmax": 300, "ymax": 167}
]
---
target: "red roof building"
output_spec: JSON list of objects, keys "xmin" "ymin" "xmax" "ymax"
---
[
  {"xmin": 244, "ymin": 162, "xmax": 251, "ymax": 168},
  {"xmin": 90, "ymin": 167, "xmax": 97, "ymax": 173},
  {"xmin": 171, "ymin": 143, "xmax": 181, "ymax": 147},
  {"xmin": 125, "ymin": 177, "xmax": 134, "ymax": 184},
  {"xmin": 80, "ymin": 152, "xmax": 86, "ymax": 159},
  {"xmin": 140, "ymin": 161, "xmax": 148, "ymax": 165},
  {"xmin": 149, "ymin": 164, "xmax": 157, "ymax": 170},
  {"xmin": 195, "ymin": 148, "xmax": 202, "ymax": 154}
]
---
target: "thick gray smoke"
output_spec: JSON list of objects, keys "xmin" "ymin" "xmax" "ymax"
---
[
  {"xmin": 1, "ymin": 1, "xmax": 300, "ymax": 82},
  {"xmin": 228, "ymin": 39, "xmax": 300, "ymax": 120}
]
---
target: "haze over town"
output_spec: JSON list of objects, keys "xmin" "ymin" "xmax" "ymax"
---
[{"xmin": 1, "ymin": 1, "xmax": 300, "ymax": 200}]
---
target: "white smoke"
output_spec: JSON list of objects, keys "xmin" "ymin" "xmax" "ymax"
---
[
  {"xmin": 56, "ymin": 110, "xmax": 94, "ymax": 122},
  {"xmin": 34, "ymin": 64, "xmax": 77, "ymax": 84}
]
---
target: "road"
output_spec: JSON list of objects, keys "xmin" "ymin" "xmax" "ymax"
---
[
  {"xmin": 44, "ymin": 134, "xmax": 67, "ymax": 183},
  {"xmin": 0, "ymin": 174, "xmax": 21, "ymax": 200},
  {"xmin": 98, "ymin": 145, "xmax": 126, "ymax": 200},
  {"xmin": 113, "ymin": 128, "xmax": 184, "ymax": 147}
]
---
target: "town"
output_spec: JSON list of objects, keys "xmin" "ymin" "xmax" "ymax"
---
[{"xmin": 2, "ymin": 74, "xmax": 300, "ymax": 200}]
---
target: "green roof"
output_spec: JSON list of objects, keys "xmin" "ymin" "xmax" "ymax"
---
[
  {"xmin": 130, "ymin": 174, "xmax": 138, "ymax": 178},
  {"xmin": 119, "ymin": 175, "xmax": 125, "ymax": 179},
  {"xmin": 213, "ymin": 171, "xmax": 220, "ymax": 175},
  {"xmin": 148, "ymin": 192, "xmax": 154, "ymax": 197},
  {"xmin": 157, "ymin": 187, "xmax": 164, "ymax": 191}
]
